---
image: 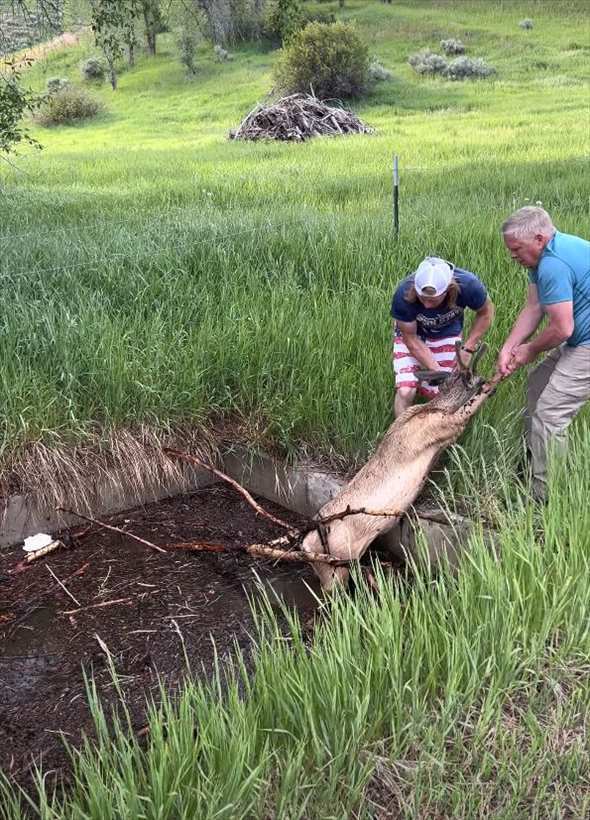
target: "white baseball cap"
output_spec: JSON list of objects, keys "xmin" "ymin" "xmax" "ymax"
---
[{"xmin": 413, "ymin": 257, "xmax": 454, "ymax": 297}]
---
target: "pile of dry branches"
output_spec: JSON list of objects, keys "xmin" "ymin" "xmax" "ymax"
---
[{"xmin": 230, "ymin": 93, "xmax": 374, "ymax": 142}]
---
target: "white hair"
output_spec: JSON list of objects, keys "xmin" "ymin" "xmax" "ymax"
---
[{"xmin": 501, "ymin": 206, "xmax": 556, "ymax": 239}]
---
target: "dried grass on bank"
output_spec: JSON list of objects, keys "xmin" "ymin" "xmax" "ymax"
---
[{"xmin": 0, "ymin": 424, "xmax": 221, "ymax": 521}]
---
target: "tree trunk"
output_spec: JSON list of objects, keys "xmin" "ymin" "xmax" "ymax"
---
[
  {"xmin": 146, "ymin": 30, "xmax": 156, "ymax": 55},
  {"xmin": 108, "ymin": 59, "xmax": 117, "ymax": 90}
]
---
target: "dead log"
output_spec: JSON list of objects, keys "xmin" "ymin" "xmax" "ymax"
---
[
  {"xmin": 167, "ymin": 538, "xmax": 350, "ymax": 566},
  {"xmin": 302, "ymin": 344, "xmax": 502, "ymax": 590}
]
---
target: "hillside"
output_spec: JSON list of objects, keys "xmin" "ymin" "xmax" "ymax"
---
[{"xmin": 0, "ymin": 0, "xmax": 589, "ymax": 491}]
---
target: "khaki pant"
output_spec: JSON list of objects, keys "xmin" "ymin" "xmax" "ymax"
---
[{"xmin": 525, "ymin": 344, "xmax": 590, "ymax": 498}]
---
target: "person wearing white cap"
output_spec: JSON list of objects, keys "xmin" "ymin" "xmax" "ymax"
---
[{"xmin": 391, "ymin": 256, "xmax": 495, "ymax": 416}]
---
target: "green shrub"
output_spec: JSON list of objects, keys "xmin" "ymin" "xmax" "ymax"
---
[
  {"xmin": 408, "ymin": 50, "xmax": 448, "ymax": 76},
  {"xmin": 274, "ymin": 21, "xmax": 369, "ymax": 99},
  {"xmin": 81, "ymin": 57, "xmax": 105, "ymax": 82},
  {"xmin": 46, "ymin": 77, "xmax": 70, "ymax": 95},
  {"xmin": 35, "ymin": 86, "xmax": 103, "ymax": 126}
]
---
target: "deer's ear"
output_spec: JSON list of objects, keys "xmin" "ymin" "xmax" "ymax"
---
[{"xmin": 415, "ymin": 370, "xmax": 451, "ymax": 385}]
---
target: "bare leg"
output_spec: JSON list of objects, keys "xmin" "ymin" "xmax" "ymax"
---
[{"xmin": 394, "ymin": 386, "xmax": 417, "ymax": 418}]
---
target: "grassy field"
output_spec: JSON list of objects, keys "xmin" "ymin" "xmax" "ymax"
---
[
  {"xmin": 1, "ymin": 1, "xmax": 589, "ymax": 815},
  {"xmin": 1, "ymin": 0, "xmax": 588, "ymax": 489}
]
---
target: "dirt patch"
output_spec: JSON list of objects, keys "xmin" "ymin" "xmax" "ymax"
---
[
  {"xmin": 0, "ymin": 485, "xmax": 320, "ymax": 789},
  {"xmin": 2, "ymin": 31, "xmax": 84, "ymax": 67}
]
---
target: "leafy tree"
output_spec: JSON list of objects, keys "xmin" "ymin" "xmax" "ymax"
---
[
  {"xmin": 140, "ymin": 0, "xmax": 163, "ymax": 56},
  {"xmin": 264, "ymin": 0, "xmax": 302, "ymax": 45},
  {"xmin": 0, "ymin": 58, "xmax": 41, "ymax": 158},
  {"xmin": 89, "ymin": 0, "xmax": 141, "ymax": 90}
]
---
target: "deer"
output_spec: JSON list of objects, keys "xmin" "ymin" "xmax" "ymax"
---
[{"xmin": 301, "ymin": 343, "xmax": 500, "ymax": 590}]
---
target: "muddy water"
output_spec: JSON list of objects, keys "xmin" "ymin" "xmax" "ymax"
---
[{"xmin": 0, "ymin": 486, "xmax": 320, "ymax": 784}]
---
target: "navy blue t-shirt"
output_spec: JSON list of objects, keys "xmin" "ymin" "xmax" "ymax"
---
[{"xmin": 390, "ymin": 268, "xmax": 487, "ymax": 340}]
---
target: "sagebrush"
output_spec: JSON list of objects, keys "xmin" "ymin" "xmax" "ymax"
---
[
  {"xmin": 446, "ymin": 56, "xmax": 496, "ymax": 80},
  {"xmin": 80, "ymin": 56, "xmax": 105, "ymax": 82},
  {"xmin": 409, "ymin": 50, "xmax": 496, "ymax": 80},
  {"xmin": 440, "ymin": 38, "xmax": 465, "ymax": 55},
  {"xmin": 46, "ymin": 76, "xmax": 70, "ymax": 94},
  {"xmin": 408, "ymin": 49, "xmax": 448, "ymax": 75}
]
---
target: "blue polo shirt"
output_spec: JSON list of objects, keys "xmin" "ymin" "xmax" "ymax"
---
[
  {"xmin": 529, "ymin": 231, "xmax": 590, "ymax": 347},
  {"xmin": 391, "ymin": 268, "xmax": 487, "ymax": 340}
]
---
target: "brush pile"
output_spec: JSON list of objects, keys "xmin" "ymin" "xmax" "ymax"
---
[{"xmin": 230, "ymin": 93, "xmax": 373, "ymax": 142}]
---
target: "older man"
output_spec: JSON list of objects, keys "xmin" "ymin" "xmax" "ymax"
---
[{"xmin": 497, "ymin": 206, "xmax": 590, "ymax": 500}]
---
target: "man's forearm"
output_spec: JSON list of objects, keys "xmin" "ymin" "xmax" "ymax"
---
[
  {"xmin": 465, "ymin": 305, "xmax": 494, "ymax": 349},
  {"xmin": 527, "ymin": 324, "xmax": 570, "ymax": 356},
  {"xmin": 403, "ymin": 336, "xmax": 441, "ymax": 370},
  {"xmin": 502, "ymin": 306, "xmax": 543, "ymax": 351}
]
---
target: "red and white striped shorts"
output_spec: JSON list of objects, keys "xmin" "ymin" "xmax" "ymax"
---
[{"xmin": 392, "ymin": 333, "xmax": 460, "ymax": 399}]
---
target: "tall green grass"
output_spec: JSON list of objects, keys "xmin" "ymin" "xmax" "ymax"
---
[{"xmin": 1, "ymin": 0, "xmax": 589, "ymax": 484}]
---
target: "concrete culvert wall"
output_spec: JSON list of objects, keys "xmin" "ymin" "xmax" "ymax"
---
[{"xmin": 1, "ymin": 445, "xmax": 481, "ymax": 568}]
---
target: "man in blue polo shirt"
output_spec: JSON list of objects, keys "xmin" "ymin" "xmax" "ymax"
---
[{"xmin": 497, "ymin": 206, "xmax": 590, "ymax": 500}]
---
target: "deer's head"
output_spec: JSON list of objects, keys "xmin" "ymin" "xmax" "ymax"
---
[{"xmin": 418, "ymin": 342, "xmax": 487, "ymax": 412}]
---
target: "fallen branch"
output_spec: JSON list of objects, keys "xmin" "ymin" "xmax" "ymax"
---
[
  {"xmin": 57, "ymin": 507, "xmax": 167, "ymax": 554},
  {"xmin": 319, "ymin": 505, "xmax": 403, "ymax": 525},
  {"xmin": 164, "ymin": 449, "xmax": 408, "ymax": 535},
  {"xmin": 60, "ymin": 597, "xmax": 134, "ymax": 616},
  {"xmin": 26, "ymin": 539, "xmax": 62, "ymax": 563},
  {"xmin": 167, "ymin": 539, "xmax": 351, "ymax": 566},
  {"xmin": 163, "ymin": 448, "xmax": 297, "ymax": 534},
  {"xmin": 47, "ymin": 564, "xmax": 80, "ymax": 607}
]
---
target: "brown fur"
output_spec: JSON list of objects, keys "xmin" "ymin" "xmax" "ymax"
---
[{"xmin": 301, "ymin": 346, "xmax": 498, "ymax": 590}]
